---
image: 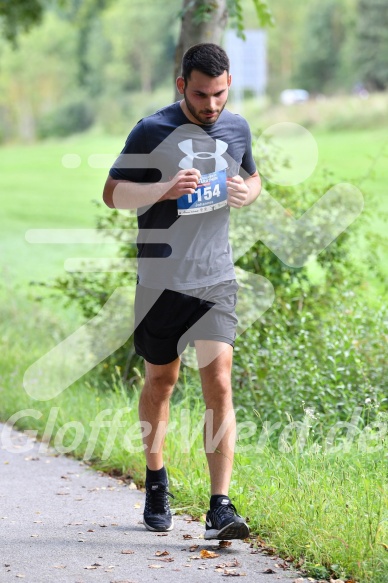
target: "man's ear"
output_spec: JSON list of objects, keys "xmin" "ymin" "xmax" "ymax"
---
[
  {"xmin": 176, "ymin": 76, "xmax": 185, "ymax": 95},
  {"xmin": 228, "ymin": 74, "xmax": 232, "ymax": 88}
]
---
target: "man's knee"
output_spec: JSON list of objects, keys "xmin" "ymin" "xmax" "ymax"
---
[
  {"xmin": 143, "ymin": 360, "xmax": 180, "ymax": 400},
  {"xmin": 203, "ymin": 372, "xmax": 232, "ymax": 407}
]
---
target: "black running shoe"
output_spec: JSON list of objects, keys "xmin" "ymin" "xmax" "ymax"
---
[
  {"xmin": 143, "ymin": 482, "xmax": 174, "ymax": 532},
  {"xmin": 204, "ymin": 497, "xmax": 249, "ymax": 540}
]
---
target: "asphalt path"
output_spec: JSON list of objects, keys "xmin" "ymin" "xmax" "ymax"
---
[{"xmin": 0, "ymin": 423, "xmax": 301, "ymax": 583}]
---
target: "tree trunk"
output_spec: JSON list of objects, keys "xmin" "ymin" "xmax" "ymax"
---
[{"xmin": 173, "ymin": 0, "xmax": 228, "ymax": 100}]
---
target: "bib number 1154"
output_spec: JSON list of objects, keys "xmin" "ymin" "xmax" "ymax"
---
[
  {"xmin": 187, "ymin": 182, "xmax": 221, "ymax": 204},
  {"xmin": 177, "ymin": 169, "xmax": 227, "ymax": 215}
]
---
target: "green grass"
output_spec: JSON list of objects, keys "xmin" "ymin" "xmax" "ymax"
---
[
  {"xmin": 1, "ymin": 294, "xmax": 386, "ymax": 582},
  {"xmin": 0, "ymin": 130, "xmax": 124, "ymax": 286}
]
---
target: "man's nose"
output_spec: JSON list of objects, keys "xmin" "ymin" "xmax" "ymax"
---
[{"xmin": 207, "ymin": 97, "xmax": 217, "ymax": 111}]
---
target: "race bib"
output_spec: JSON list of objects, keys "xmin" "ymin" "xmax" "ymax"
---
[{"xmin": 177, "ymin": 170, "xmax": 227, "ymax": 215}]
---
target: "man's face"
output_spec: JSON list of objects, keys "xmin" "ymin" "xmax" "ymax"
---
[{"xmin": 177, "ymin": 70, "xmax": 231, "ymax": 126}]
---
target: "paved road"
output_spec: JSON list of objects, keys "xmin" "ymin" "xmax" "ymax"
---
[{"xmin": 0, "ymin": 423, "xmax": 300, "ymax": 583}]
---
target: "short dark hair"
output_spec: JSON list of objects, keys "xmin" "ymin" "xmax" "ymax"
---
[{"xmin": 181, "ymin": 43, "xmax": 230, "ymax": 82}]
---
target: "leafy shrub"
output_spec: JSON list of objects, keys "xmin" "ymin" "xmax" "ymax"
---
[
  {"xmin": 37, "ymin": 97, "xmax": 95, "ymax": 138},
  {"xmin": 233, "ymin": 294, "xmax": 388, "ymax": 425}
]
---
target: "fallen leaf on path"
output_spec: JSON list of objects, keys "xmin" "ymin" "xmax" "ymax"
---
[
  {"xmin": 183, "ymin": 534, "xmax": 193, "ymax": 539},
  {"xmin": 200, "ymin": 549, "xmax": 219, "ymax": 559},
  {"xmin": 15, "ymin": 575, "xmax": 25, "ymax": 579},
  {"xmin": 189, "ymin": 545, "xmax": 199, "ymax": 552},
  {"xmin": 219, "ymin": 540, "xmax": 232, "ymax": 548},
  {"xmin": 148, "ymin": 564, "xmax": 163, "ymax": 569},
  {"xmin": 156, "ymin": 532, "xmax": 168, "ymax": 536},
  {"xmin": 121, "ymin": 550, "xmax": 135, "ymax": 555},
  {"xmin": 263, "ymin": 568, "xmax": 276, "ymax": 574},
  {"xmin": 222, "ymin": 570, "xmax": 246, "ymax": 577},
  {"xmin": 53, "ymin": 565, "xmax": 66, "ymax": 569},
  {"xmin": 155, "ymin": 550, "xmax": 169, "ymax": 556},
  {"xmin": 134, "ymin": 503, "xmax": 141, "ymax": 508},
  {"xmin": 215, "ymin": 560, "xmax": 241, "ymax": 568},
  {"xmin": 84, "ymin": 566, "xmax": 98, "ymax": 570},
  {"xmin": 275, "ymin": 562, "xmax": 290, "ymax": 570}
]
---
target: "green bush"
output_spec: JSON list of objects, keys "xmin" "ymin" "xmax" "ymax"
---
[
  {"xmin": 37, "ymin": 97, "xmax": 95, "ymax": 138},
  {"xmin": 232, "ymin": 294, "xmax": 387, "ymax": 426}
]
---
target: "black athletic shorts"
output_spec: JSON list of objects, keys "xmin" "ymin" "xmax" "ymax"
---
[{"xmin": 134, "ymin": 279, "xmax": 239, "ymax": 365}]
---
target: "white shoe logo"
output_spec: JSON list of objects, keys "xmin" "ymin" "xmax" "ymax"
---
[
  {"xmin": 205, "ymin": 517, "xmax": 213, "ymax": 527},
  {"xmin": 178, "ymin": 139, "xmax": 228, "ymax": 171}
]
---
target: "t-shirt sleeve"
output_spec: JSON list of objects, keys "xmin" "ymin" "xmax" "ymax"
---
[
  {"xmin": 240, "ymin": 121, "xmax": 257, "ymax": 177},
  {"xmin": 109, "ymin": 120, "xmax": 160, "ymax": 183}
]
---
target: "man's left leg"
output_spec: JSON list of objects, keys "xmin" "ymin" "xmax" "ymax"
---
[{"xmin": 196, "ymin": 340, "xmax": 249, "ymax": 540}]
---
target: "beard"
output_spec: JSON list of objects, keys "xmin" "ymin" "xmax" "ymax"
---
[{"xmin": 183, "ymin": 90, "xmax": 227, "ymax": 125}]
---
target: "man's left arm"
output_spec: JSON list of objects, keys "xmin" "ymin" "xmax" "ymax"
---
[{"xmin": 227, "ymin": 171, "xmax": 261, "ymax": 209}]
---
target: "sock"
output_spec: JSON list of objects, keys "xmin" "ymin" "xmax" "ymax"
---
[
  {"xmin": 146, "ymin": 465, "xmax": 168, "ymax": 485},
  {"xmin": 210, "ymin": 494, "xmax": 230, "ymax": 509}
]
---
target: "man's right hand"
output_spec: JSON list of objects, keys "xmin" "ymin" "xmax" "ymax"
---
[
  {"xmin": 161, "ymin": 169, "xmax": 200, "ymax": 201},
  {"xmin": 103, "ymin": 169, "xmax": 201, "ymax": 209}
]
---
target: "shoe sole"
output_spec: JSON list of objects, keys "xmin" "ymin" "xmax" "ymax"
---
[
  {"xmin": 143, "ymin": 517, "xmax": 174, "ymax": 532},
  {"xmin": 204, "ymin": 521, "xmax": 250, "ymax": 540}
]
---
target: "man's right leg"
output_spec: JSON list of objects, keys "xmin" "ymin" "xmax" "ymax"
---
[{"xmin": 139, "ymin": 358, "xmax": 180, "ymax": 531}]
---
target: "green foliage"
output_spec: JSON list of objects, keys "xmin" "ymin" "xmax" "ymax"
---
[
  {"xmin": 37, "ymin": 96, "xmax": 95, "ymax": 138},
  {"xmin": 233, "ymin": 296, "xmax": 388, "ymax": 425},
  {"xmin": 356, "ymin": 0, "xmax": 388, "ymax": 91},
  {"xmin": 227, "ymin": 0, "xmax": 274, "ymax": 39},
  {"xmin": 0, "ymin": 0, "xmax": 44, "ymax": 42},
  {"xmin": 0, "ymin": 10, "xmax": 79, "ymax": 141},
  {"xmin": 294, "ymin": 0, "xmax": 349, "ymax": 93}
]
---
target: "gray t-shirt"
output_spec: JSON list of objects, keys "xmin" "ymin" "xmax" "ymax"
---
[{"xmin": 109, "ymin": 101, "xmax": 256, "ymax": 291}]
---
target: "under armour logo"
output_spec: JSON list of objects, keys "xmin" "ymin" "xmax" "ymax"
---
[{"xmin": 178, "ymin": 139, "xmax": 228, "ymax": 171}]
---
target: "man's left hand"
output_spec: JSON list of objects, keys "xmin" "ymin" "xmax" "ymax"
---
[{"xmin": 227, "ymin": 175, "xmax": 249, "ymax": 208}]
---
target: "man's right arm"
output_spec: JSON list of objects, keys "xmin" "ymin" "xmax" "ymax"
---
[{"xmin": 103, "ymin": 170, "xmax": 200, "ymax": 209}]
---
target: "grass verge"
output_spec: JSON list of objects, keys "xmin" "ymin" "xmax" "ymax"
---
[{"xmin": 0, "ymin": 292, "xmax": 387, "ymax": 583}]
